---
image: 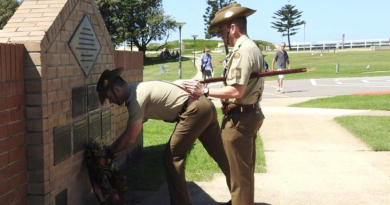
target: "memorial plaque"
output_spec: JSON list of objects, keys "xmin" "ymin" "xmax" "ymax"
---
[
  {"xmin": 54, "ymin": 125, "xmax": 71, "ymax": 165},
  {"xmin": 69, "ymin": 15, "xmax": 102, "ymax": 77},
  {"xmin": 55, "ymin": 189, "xmax": 68, "ymax": 205},
  {"xmin": 87, "ymin": 85, "xmax": 99, "ymax": 112},
  {"xmin": 89, "ymin": 112, "xmax": 101, "ymax": 140},
  {"xmin": 101, "ymin": 109, "xmax": 111, "ymax": 137},
  {"xmin": 72, "ymin": 86, "xmax": 87, "ymax": 118},
  {"xmin": 73, "ymin": 118, "xmax": 88, "ymax": 154}
]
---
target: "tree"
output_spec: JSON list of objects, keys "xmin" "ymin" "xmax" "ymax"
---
[
  {"xmin": 96, "ymin": 0, "xmax": 122, "ymax": 44},
  {"xmin": 96, "ymin": 0, "xmax": 176, "ymax": 56},
  {"xmin": 203, "ymin": 0, "xmax": 235, "ymax": 39},
  {"xmin": 271, "ymin": 4, "xmax": 305, "ymax": 50},
  {"xmin": 0, "ymin": 0, "xmax": 20, "ymax": 29}
]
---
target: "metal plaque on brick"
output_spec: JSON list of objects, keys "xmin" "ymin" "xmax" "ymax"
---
[
  {"xmin": 87, "ymin": 85, "xmax": 99, "ymax": 112},
  {"xmin": 89, "ymin": 112, "xmax": 101, "ymax": 140},
  {"xmin": 73, "ymin": 118, "xmax": 88, "ymax": 154},
  {"xmin": 54, "ymin": 125, "xmax": 71, "ymax": 165},
  {"xmin": 69, "ymin": 15, "xmax": 102, "ymax": 77},
  {"xmin": 101, "ymin": 109, "xmax": 111, "ymax": 137},
  {"xmin": 72, "ymin": 86, "xmax": 87, "ymax": 118},
  {"xmin": 55, "ymin": 189, "xmax": 68, "ymax": 205}
]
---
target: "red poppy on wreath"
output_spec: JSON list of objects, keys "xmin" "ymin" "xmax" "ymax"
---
[{"xmin": 85, "ymin": 141, "xmax": 130, "ymax": 205}]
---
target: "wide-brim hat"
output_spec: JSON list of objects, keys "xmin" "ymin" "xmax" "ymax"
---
[
  {"xmin": 96, "ymin": 67, "xmax": 124, "ymax": 105},
  {"xmin": 208, "ymin": 3, "xmax": 256, "ymax": 33}
]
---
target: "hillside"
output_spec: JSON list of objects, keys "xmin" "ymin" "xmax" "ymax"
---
[{"xmin": 147, "ymin": 39, "xmax": 275, "ymax": 54}]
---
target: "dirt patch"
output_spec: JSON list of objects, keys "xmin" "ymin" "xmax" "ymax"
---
[{"xmin": 350, "ymin": 91, "xmax": 390, "ymax": 95}]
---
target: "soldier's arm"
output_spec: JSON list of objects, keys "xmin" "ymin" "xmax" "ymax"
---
[
  {"xmin": 108, "ymin": 118, "xmax": 143, "ymax": 154},
  {"xmin": 209, "ymin": 84, "xmax": 246, "ymax": 99}
]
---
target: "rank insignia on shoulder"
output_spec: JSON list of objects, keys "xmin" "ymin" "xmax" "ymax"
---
[
  {"xmin": 231, "ymin": 68, "xmax": 242, "ymax": 79},
  {"xmin": 233, "ymin": 52, "xmax": 240, "ymax": 59}
]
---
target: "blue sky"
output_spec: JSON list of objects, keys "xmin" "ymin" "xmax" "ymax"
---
[{"xmin": 160, "ymin": 0, "xmax": 390, "ymax": 44}]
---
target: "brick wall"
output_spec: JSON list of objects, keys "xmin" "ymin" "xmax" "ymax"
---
[
  {"xmin": 113, "ymin": 51, "xmax": 144, "ymax": 137},
  {"xmin": 0, "ymin": 0, "xmax": 144, "ymax": 205},
  {"xmin": 0, "ymin": 43, "xmax": 27, "ymax": 205}
]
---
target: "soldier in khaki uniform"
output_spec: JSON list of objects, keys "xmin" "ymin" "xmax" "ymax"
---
[
  {"xmin": 96, "ymin": 68, "xmax": 230, "ymax": 205},
  {"xmin": 183, "ymin": 3, "xmax": 265, "ymax": 205}
]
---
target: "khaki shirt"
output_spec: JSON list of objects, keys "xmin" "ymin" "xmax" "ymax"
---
[
  {"xmin": 224, "ymin": 35, "xmax": 264, "ymax": 104},
  {"xmin": 126, "ymin": 81, "xmax": 189, "ymax": 122}
]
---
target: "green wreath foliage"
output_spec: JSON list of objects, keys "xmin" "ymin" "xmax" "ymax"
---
[{"xmin": 85, "ymin": 141, "xmax": 130, "ymax": 205}]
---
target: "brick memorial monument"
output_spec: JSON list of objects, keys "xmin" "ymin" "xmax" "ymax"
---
[{"xmin": 0, "ymin": 0, "xmax": 143, "ymax": 204}]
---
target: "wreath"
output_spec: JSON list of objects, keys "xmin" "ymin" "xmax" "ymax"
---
[{"xmin": 85, "ymin": 141, "xmax": 130, "ymax": 205}]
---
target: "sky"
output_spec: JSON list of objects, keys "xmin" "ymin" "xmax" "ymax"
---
[{"xmin": 159, "ymin": 0, "xmax": 390, "ymax": 45}]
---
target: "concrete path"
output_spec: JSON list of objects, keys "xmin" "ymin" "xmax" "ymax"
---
[{"xmin": 131, "ymin": 97, "xmax": 390, "ymax": 205}]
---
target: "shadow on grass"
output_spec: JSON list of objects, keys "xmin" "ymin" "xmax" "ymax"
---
[
  {"xmin": 125, "ymin": 144, "xmax": 167, "ymax": 191},
  {"xmin": 129, "ymin": 180, "xmax": 272, "ymax": 205}
]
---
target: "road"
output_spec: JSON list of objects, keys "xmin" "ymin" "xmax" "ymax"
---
[{"xmin": 263, "ymin": 76, "xmax": 390, "ymax": 99}]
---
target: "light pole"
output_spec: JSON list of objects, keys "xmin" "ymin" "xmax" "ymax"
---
[
  {"xmin": 303, "ymin": 23, "xmax": 306, "ymax": 51},
  {"xmin": 191, "ymin": 34, "xmax": 198, "ymax": 68},
  {"xmin": 175, "ymin": 22, "xmax": 186, "ymax": 79}
]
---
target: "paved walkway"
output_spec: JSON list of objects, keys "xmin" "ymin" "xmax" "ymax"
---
[{"xmin": 131, "ymin": 97, "xmax": 390, "ymax": 205}]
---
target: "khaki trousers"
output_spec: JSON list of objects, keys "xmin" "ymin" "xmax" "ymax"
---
[
  {"xmin": 221, "ymin": 109, "xmax": 264, "ymax": 205},
  {"xmin": 163, "ymin": 96, "xmax": 231, "ymax": 205}
]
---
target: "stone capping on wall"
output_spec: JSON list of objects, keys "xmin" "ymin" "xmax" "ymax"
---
[{"xmin": 0, "ymin": 0, "xmax": 114, "ymax": 54}]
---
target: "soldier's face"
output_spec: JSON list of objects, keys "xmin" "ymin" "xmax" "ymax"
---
[
  {"xmin": 218, "ymin": 24, "xmax": 232, "ymax": 46},
  {"xmin": 106, "ymin": 87, "xmax": 124, "ymax": 106}
]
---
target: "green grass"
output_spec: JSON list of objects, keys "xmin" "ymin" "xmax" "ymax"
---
[
  {"xmin": 291, "ymin": 94, "xmax": 390, "ymax": 151},
  {"xmin": 335, "ymin": 116, "xmax": 390, "ymax": 151},
  {"xmin": 263, "ymin": 50, "xmax": 390, "ymax": 81},
  {"xmin": 125, "ymin": 119, "xmax": 174, "ymax": 191},
  {"xmin": 291, "ymin": 94, "xmax": 390, "ymax": 111},
  {"xmin": 126, "ymin": 109, "xmax": 265, "ymax": 190},
  {"xmin": 143, "ymin": 50, "xmax": 390, "ymax": 82}
]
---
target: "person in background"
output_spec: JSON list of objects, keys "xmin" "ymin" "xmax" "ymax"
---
[
  {"xmin": 175, "ymin": 50, "xmax": 180, "ymax": 59},
  {"xmin": 271, "ymin": 42, "xmax": 290, "ymax": 93},
  {"xmin": 200, "ymin": 48, "xmax": 213, "ymax": 79}
]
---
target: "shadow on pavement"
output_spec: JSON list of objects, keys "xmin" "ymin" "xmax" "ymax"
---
[{"xmin": 285, "ymin": 90, "xmax": 308, "ymax": 94}]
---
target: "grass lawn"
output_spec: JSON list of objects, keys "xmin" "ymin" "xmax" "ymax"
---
[
  {"xmin": 263, "ymin": 50, "xmax": 390, "ymax": 80},
  {"xmin": 291, "ymin": 94, "xmax": 390, "ymax": 151},
  {"xmin": 126, "ymin": 109, "xmax": 265, "ymax": 191},
  {"xmin": 291, "ymin": 94, "xmax": 390, "ymax": 111},
  {"xmin": 144, "ymin": 50, "xmax": 390, "ymax": 82},
  {"xmin": 335, "ymin": 116, "xmax": 390, "ymax": 151}
]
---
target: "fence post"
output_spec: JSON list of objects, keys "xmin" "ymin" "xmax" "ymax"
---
[{"xmin": 336, "ymin": 63, "xmax": 339, "ymax": 73}]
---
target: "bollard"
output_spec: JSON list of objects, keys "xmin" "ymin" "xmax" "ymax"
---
[{"xmin": 336, "ymin": 63, "xmax": 339, "ymax": 73}]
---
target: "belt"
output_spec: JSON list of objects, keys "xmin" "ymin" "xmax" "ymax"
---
[{"xmin": 222, "ymin": 103, "xmax": 260, "ymax": 115}]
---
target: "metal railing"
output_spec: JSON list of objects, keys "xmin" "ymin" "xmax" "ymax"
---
[{"xmin": 288, "ymin": 38, "xmax": 390, "ymax": 51}]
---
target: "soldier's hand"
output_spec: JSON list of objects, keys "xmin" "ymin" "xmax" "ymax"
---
[
  {"xmin": 103, "ymin": 146, "xmax": 116, "ymax": 160},
  {"xmin": 182, "ymin": 80, "xmax": 203, "ymax": 96}
]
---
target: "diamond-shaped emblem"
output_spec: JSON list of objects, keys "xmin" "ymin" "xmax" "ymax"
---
[{"xmin": 69, "ymin": 15, "xmax": 102, "ymax": 77}]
